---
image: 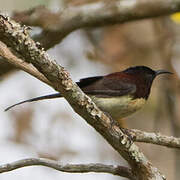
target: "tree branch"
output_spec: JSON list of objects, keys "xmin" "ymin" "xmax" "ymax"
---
[
  {"xmin": 0, "ymin": 41, "xmax": 51, "ymax": 86},
  {"xmin": 0, "ymin": 14, "xmax": 165, "ymax": 179},
  {"xmin": 0, "ymin": 158, "xmax": 135, "ymax": 179},
  {"xmin": 2, "ymin": 0, "xmax": 180, "ymax": 77},
  {"xmin": 130, "ymin": 129, "xmax": 180, "ymax": 149},
  {"xmin": 0, "ymin": 39, "xmax": 179, "ymax": 151},
  {"xmin": 13, "ymin": 0, "xmax": 180, "ymax": 49}
]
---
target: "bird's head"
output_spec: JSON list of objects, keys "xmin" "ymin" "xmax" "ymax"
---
[
  {"xmin": 123, "ymin": 66, "xmax": 172, "ymax": 99},
  {"xmin": 124, "ymin": 66, "xmax": 172, "ymax": 81}
]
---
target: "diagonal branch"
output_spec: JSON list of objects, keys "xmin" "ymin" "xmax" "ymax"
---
[
  {"xmin": 0, "ymin": 39, "xmax": 179, "ymax": 150},
  {"xmin": 0, "ymin": 41, "xmax": 51, "ymax": 86},
  {"xmin": 0, "ymin": 39, "xmax": 179, "ymax": 151},
  {"xmin": 0, "ymin": 158, "xmax": 135, "ymax": 179},
  {"xmin": 0, "ymin": 14, "xmax": 165, "ymax": 179}
]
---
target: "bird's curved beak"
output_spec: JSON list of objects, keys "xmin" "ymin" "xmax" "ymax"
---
[{"xmin": 155, "ymin": 70, "xmax": 173, "ymax": 76}]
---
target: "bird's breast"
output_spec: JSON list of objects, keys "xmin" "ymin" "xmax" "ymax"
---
[{"xmin": 90, "ymin": 95, "xmax": 146, "ymax": 120}]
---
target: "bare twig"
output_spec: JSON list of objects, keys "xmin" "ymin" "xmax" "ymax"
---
[
  {"xmin": 0, "ymin": 14, "xmax": 165, "ymax": 179},
  {"xmin": 130, "ymin": 129, "xmax": 180, "ymax": 149},
  {"xmin": 0, "ymin": 158, "xmax": 135, "ymax": 179},
  {"xmin": 0, "ymin": 41, "xmax": 51, "ymax": 86}
]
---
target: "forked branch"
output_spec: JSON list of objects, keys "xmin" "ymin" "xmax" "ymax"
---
[{"xmin": 0, "ymin": 14, "xmax": 165, "ymax": 179}]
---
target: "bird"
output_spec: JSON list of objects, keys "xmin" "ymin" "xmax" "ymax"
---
[{"xmin": 5, "ymin": 66, "xmax": 172, "ymax": 121}]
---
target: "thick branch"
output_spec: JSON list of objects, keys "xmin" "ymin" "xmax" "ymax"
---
[
  {"xmin": 0, "ymin": 40, "xmax": 179, "ymax": 150},
  {"xmin": 0, "ymin": 14, "xmax": 165, "ymax": 179},
  {"xmin": 0, "ymin": 40, "xmax": 179, "ymax": 151},
  {"xmin": 13, "ymin": 0, "xmax": 180, "ymax": 49},
  {"xmin": 0, "ymin": 158, "xmax": 135, "ymax": 179}
]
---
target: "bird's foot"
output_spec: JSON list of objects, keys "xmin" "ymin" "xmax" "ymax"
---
[
  {"xmin": 120, "ymin": 127, "xmax": 134, "ymax": 145},
  {"xmin": 102, "ymin": 111, "xmax": 134, "ymax": 145}
]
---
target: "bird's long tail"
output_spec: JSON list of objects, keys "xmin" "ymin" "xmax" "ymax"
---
[{"xmin": 5, "ymin": 93, "xmax": 62, "ymax": 111}]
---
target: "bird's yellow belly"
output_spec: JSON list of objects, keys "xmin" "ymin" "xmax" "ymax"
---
[{"xmin": 90, "ymin": 95, "xmax": 146, "ymax": 120}]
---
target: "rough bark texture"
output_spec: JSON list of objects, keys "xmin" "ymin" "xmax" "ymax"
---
[
  {"xmin": 0, "ymin": 40, "xmax": 179, "ymax": 150},
  {"xmin": 0, "ymin": 14, "xmax": 166, "ymax": 180},
  {"xmin": 2, "ymin": 0, "xmax": 180, "ymax": 77}
]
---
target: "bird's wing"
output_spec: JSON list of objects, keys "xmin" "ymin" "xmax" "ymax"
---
[
  {"xmin": 78, "ymin": 75, "xmax": 136, "ymax": 97},
  {"xmin": 101, "ymin": 76, "xmax": 136, "ymax": 96},
  {"xmin": 5, "ymin": 74, "xmax": 136, "ymax": 111},
  {"xmin": 77, "ymin": 76, "xmax": 103, "ymax": 88}
]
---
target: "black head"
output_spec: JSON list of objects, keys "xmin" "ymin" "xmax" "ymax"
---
[
  {"xmin": 124, "ymin": 66, "xmax": 172, "ymax": 99},
  {"xmin": 124, "ymin": 66, "xmax": 172, "ymax": 80}
]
